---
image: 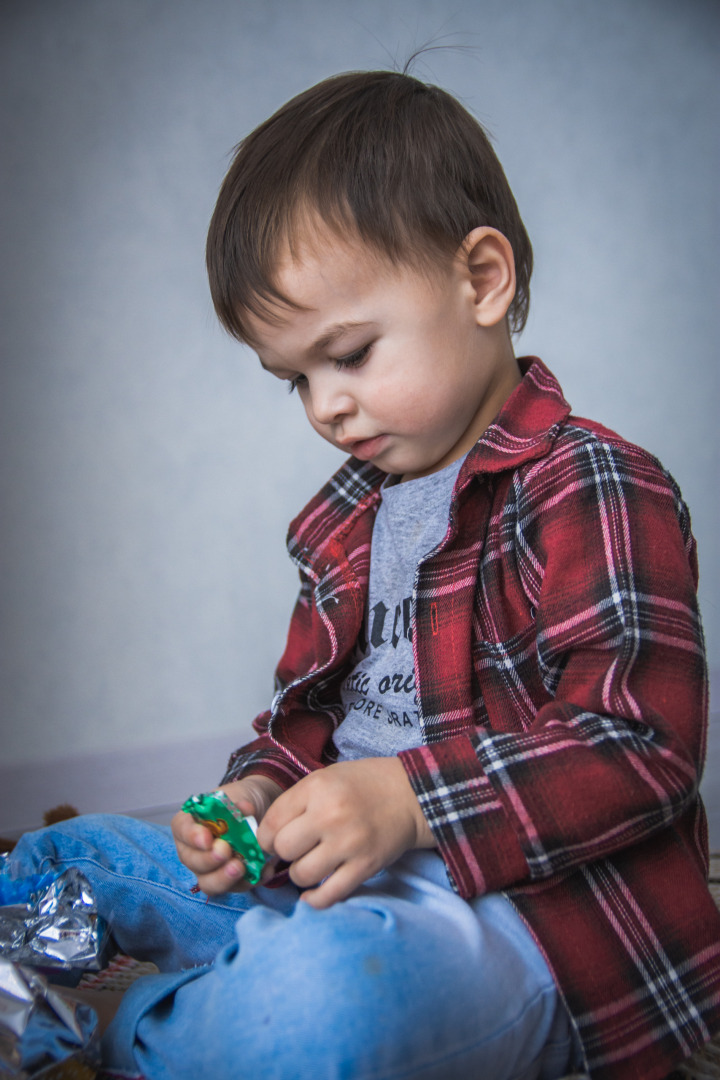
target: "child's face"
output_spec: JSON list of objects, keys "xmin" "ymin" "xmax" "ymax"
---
[{"xmin": 247, "ymin": 227, "xmax": 520, "ymax": 480}]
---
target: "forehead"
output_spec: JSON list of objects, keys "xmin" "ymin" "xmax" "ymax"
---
[
  {"xmin": 244, "ymin": 231, "xmax": 396, "ymax": 348},
  {"xmin": 245, "ymin": 219, "xmax": 455, "ymax": 352}
]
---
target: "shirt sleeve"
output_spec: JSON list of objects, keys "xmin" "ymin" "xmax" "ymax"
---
[{"xmin": 399, "ymin": 434, "xmax": 708, "ymax": 899}]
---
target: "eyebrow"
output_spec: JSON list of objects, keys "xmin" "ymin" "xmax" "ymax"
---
[
  {"xmin": 257, "ymin": 321, "xmax": 371, "ymax": 372},
  {"xmin": 310, "ymin": 321, "xmax": 370, "ymax": 352}
]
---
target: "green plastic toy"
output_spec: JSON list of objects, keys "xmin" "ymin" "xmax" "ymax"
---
[{"xmin": 182, "ymin": 790, "xmax": 266, "ymax": 885}]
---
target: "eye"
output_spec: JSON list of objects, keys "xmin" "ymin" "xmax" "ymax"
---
[
  {"xmin": 333, "ymin": 343, "xmax": 371, "ymax": 371},
  {"xmin": 287, "ymin": 373, "xmax": 308, "ymax": 394},
  {"xmin": 286, "ymin": 344, "xmax": 372, "ymax": 394}
]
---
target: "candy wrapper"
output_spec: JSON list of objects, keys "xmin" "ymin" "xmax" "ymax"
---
[
  {"xmin": 0, "ymin": 957, "xmax": 99, "ymax": 1078},
  {"xmin": 0, "ymin": 865, "xmax": 112, "ymax": 982},
  {"xmin": 182, "ymin": 791, "xmax": 266, "ymax": 884}
]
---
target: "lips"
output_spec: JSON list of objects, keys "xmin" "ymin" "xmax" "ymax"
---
[{"xmin": 343, "ymin": 434, "xmax": 389, "ymax": 460}]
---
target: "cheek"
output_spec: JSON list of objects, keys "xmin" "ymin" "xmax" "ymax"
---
[
  {"xmin": 369, "ymin": 363, "xmax": 428, "ymax": 415},
  {"xmin": 398, "ymin": 383, "xmax": 466, "ymax": 439},
  {"xmin": 382, "ymin": 370, "xmax": 439, "ymax": 420}
]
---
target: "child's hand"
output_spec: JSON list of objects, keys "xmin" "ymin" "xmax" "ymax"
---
[
  {"xmin": 257, "ymin": 758, "xmax": 436, "ymax": 910},
  {"xmin": 172, "ymin": 775, "xmax": 282, "ymax": 895}
]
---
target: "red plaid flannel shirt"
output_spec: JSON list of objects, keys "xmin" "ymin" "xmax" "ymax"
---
[{"xmin": 223, "ymin": 358, "xmax": 720, "ymax": 1079}]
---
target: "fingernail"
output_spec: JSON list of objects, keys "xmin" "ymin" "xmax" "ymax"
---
[{"xmin": 226, "ymin": 861, "xmax": 243, "ymax": 879}]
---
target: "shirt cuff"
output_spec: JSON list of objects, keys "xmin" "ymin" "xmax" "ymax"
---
[{"xmin": 399, "ymin": 735, "xmax": 529, "ymax": 898}]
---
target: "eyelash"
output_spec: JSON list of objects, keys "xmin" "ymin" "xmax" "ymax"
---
[{"xmin": 287, "ymin": 344, "xmax": 372, "ymax": 394}]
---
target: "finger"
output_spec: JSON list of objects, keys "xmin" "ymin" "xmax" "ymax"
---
[
  {"xmin": 286, "ymin": 841, "xmax": 338, "ymax": 890},
  {"xmin": 270, "ymin": 814, "xmax": 321, "ymax": 864},
  {"xmin": 195, "ymin": 856, "xmax": 249, "ymax": 896},
  {"xmin": 179, "ymin": 837, "xmax": 235, "ymax": 876},
  {"xmin": 299, "ymin": 861, "xmax": 365, "ymax": 910},
  {"xmin": 232, "ymin": 798, "xmax": 258, "ymax": 819},
  {"xmin": 171, "ymin": 810, "xmax": 198, "ymax": 846},
  {"xmin": 173, "ymin": 812, "xmax": 216, "ymax": 853},
  {"xmin": 258, "ymin": 785, "xmax": 308, "ymax": 851}
]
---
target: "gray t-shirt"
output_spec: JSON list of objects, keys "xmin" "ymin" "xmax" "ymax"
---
[{"xmin": 333, "ymin": 455, "xmax": 466, "ymax": 761}]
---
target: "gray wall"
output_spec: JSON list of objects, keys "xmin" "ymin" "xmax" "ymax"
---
[{"xmin": 1, "ymin": 1, "xmax": 718, "ymax": 840}]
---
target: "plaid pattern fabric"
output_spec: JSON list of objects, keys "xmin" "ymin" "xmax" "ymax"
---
[{"xmin": 223, "ymin": 357, "xmax": 720, "ymax": 1079}]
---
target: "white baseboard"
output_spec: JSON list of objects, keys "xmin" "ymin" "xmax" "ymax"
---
[{"xmin": 0, "ymin": 729, "xmax": 250, "ymax": 840}]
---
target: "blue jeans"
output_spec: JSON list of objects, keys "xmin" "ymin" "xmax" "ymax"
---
[{"xmin": 10, "ymin": 815, "xmax": 581, "ymax": 1080}]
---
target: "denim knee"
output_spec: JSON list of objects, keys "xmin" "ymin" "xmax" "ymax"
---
[
  {"xmin": 119, "ymin": 896, "xmax": 569, "ymax": 1080},
  {"xmin": 129, "ymin": 901, "xmax": 414, "ymax": 1078}
]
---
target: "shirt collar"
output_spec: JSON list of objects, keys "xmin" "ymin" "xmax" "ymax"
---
[{"xmin": 460, "ymin": 356, "xmax": 571, "ymax": 478}]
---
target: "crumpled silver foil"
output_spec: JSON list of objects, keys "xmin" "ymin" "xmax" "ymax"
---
[
  {"xmin": 0, "ymin": 867, "xmax": 111, "ymax": 973},
  {"xmin": 0, "ymin": 957, "xmax": 99, "ymax": 1077}
]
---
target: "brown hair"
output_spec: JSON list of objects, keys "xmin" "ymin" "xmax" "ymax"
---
[{"xmin": 206, "ymin": 70, "xmax": 533, "ymax": 340}]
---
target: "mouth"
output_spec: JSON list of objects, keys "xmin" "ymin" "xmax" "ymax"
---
[{"xmin": 341, "ymin": 434, "xmax": 389, "ymax": 461}]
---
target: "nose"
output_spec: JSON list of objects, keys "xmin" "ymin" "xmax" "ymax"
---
[{"xmin": 307, "ymin": 371, "xmax": 355, "ymax": 427}]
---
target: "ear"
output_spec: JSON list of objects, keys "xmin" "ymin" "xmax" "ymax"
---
[{"xmin": 458, "ymin": 227, "xmax": 516, "ymax": 328}]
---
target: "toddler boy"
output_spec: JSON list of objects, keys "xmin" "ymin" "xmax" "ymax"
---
[{"xmin": 10, "ymin": 71, "xmax": 720, "ymax": 1079}]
